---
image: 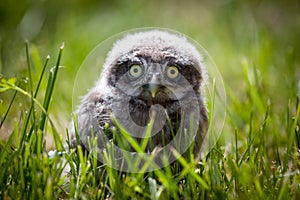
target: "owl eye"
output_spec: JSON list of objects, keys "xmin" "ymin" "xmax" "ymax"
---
[
  {"xmin": 129, "ymin": 64, "xmax": 143, "ymax": 77},
  {"xmin": 166, "ymin": 66, "xmax": 179, "ymax": 79}
]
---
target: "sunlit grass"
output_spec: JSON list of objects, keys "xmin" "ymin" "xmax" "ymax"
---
[{"xmin": 0, "ymin": 34, "xmax": 299, "ymax": 199}]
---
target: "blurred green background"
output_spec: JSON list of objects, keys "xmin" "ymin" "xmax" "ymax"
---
[{"xmin": 0, "ymin": 0, "xmax": 299, "ymax": 143}]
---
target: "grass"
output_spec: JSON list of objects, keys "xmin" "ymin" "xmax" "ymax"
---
[
  {"xmin": 0, "ymin": 1, "xmax": 300, "ymax": 199},
  {"xmin": 0, "ymin": 38, "xmax": 299, "ymax": 200}
]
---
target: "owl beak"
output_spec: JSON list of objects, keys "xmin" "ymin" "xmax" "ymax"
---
[
  {"xmin": 147, "ymin": 72, "xmax": 161, "ymax": 97},
  {"xmin": 148, "ymin": 84, "xmax": 159, "ymax": 98}
]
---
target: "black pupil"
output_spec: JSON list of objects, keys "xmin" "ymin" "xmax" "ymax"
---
[
  {"xmin": 133, "ymin": 68, "xmax": 139, "ymax": 73},
  {"xmin": 170, "ymin": 69, "xmax": 176, "ymax": 74}
]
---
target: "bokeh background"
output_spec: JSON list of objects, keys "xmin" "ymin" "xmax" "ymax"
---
[{"xmin": 0, "ymin": 0, "xmax": 299, "ymax": 146}]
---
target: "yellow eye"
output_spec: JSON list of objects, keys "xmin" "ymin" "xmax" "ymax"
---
[
  {"xmin": 129, "ymin": 65, "xmax": 143, "ymax": 77},
  {"xmin": 166, "ymin": 66, "xmax": 179, "ymax": 79}
]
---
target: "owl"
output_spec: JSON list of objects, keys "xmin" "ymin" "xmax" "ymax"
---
[{"xmin": 72, "ymin": 30, "xmax": 208, "ymax": 169}]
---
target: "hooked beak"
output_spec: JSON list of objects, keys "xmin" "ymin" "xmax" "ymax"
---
[
  {"xmin": 146, "ymin": 70, "xmax": 162, "ymax": 98},
  {"xmin": 148, "ymin": 84, "xmax": 159, "ymax": 98}
]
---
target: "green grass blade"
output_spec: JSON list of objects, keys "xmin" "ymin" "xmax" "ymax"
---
[
  {"xmin": 34, "ymin": 55, "xmax": 50, "ymax": 98},
  {"xmin": 40, "ymin": 43, "xmax": 64, "ymax": 131},
  {"xmin": 0, "ymin": 81, "xmax": 18, "ymax": 128},
  {"xmin": 283, "ymin": 98, "xmax": 300, "ymax": 172},
  {"xmin": 25, "ymin": 41, "xmax": 34, "ymax": 96}
]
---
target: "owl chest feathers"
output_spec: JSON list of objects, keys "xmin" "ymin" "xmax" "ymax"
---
[
  {"xmin": 94, "ymin": 93, "xmax": 182, "ymax": 131},
  {"xmin": 91, "ymin": 90, "xmax": 202, "ymax": 143}
]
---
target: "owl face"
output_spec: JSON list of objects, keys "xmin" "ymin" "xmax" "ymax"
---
[
  {"xmin": 103, "ymin": 31, "xmax": 205, "ymax": 107},
  {"xmin": 111, "ymin": 51, "xmax": 198, "ymax": 104}
]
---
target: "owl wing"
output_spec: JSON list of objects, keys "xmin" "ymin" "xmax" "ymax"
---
[{"xmin": 71, "ymin": 89, "xmax": 112, "ymax": 150}]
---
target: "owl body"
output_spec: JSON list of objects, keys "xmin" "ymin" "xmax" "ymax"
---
[{"xmin": 73, "ymin": 30, "xmax": 208, "ymax": 163}]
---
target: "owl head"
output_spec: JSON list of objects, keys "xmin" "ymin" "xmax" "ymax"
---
[{"xmin": 98, "ymin": 30, "xmax": 207, "ymax": 105}]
